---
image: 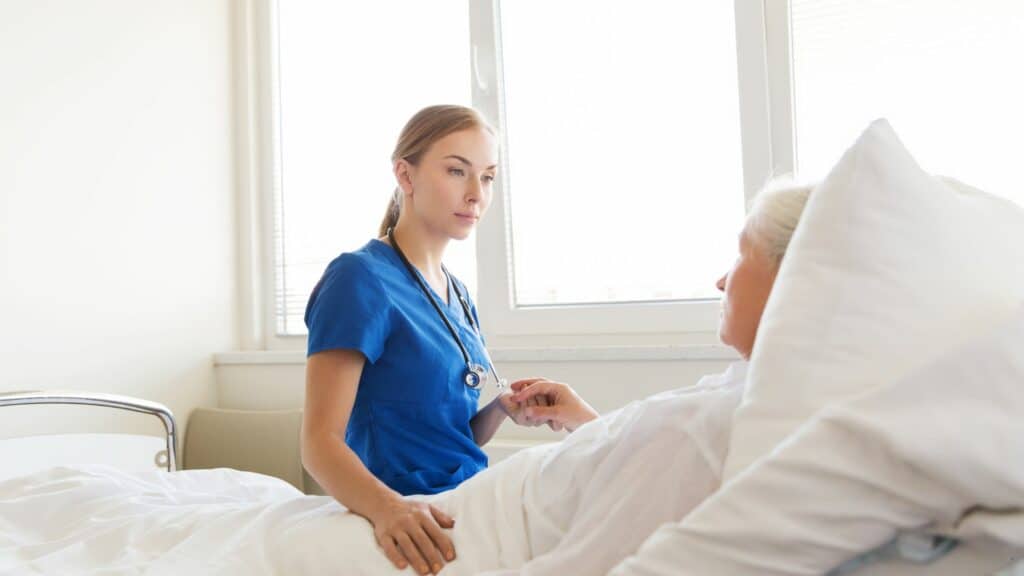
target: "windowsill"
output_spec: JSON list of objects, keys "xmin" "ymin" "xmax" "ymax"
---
[{"xmin": 213, "ymin": 344, "xmax": 739, "ymax": 366}]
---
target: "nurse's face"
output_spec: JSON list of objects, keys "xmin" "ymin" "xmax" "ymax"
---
[
  {"xmin": 399, "ymin": 127, "xmax": 499, "ymax": 241},
  {"xmin": 715, "ymin": 230, "xmax": 779, "ymax": 360}
]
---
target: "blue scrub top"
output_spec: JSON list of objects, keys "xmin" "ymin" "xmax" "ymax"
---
[{"xmin": 304, "ymin": 239, "xmax": 489, "ymax": 496}]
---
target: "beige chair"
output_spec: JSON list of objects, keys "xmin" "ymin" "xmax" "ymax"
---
[{"xmin": 183, "ymin": 407, "xmax": 322, "ymax": 494}]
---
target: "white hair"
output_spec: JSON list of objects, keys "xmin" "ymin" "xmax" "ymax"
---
[{"xmin": 743, "ymin": 177, "xmax": 815, "ymax": 262}]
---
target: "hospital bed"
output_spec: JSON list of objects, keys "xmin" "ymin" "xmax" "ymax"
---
[{"xmin": 1, "ymin": 389, "xmax": 1020, "ymax": 575}]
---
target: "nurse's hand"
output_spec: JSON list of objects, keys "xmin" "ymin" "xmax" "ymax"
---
[
  {"xmin": 497, "ymin": 390, "xmax": 550, "ymax": 427},
  {"xmin": 509, "ymin": 378, "xmax": 600, "ymax": 432},
  {"xmin": 369, "ymin": 498, "xmax": 455, "ymax": 575}
]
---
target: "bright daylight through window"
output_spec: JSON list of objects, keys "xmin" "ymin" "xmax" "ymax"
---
[
  {"xmin": 274, "ymin": 0, "xmax": 471, "ymax": 335},
  {"xmin": 500, "ymin": 1, "xmax": 745, "ymax": 306},
  {"xmin": 791, "ymin": 0, "xmax": 1024, "ymax": 206},
  {"xmin": 269, "ymin": 0, "xmax": 1024, "ymax": 338}
]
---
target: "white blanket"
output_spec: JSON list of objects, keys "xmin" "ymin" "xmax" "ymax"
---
[{"xmin": 0, "ymin": 365, "xmax": 746, "ymax": 575}]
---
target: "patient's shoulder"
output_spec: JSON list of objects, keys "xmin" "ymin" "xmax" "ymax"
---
[{"xmin": 663, "ymin": 361, "xmax": 748, "ymax": 399}]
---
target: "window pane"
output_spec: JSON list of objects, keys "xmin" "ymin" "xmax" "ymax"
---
[
  {"xmin": 275, "ymin": 0, "xmax": 471, "ymax": 335},
  {"xmin": 499, "ymin": 0, "xmax": 745, "ymax": 306},
  {"xmin": 792, "ymin": 0, "xmax": 1024, "ymax": 207}
]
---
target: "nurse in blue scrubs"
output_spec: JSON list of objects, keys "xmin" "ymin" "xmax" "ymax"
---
[{"xmin": 301, "ymin": 105, "xmax": 540, "ymax": 575}]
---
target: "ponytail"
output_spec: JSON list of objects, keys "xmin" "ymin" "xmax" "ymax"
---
[{"xmin": 378, "ymin": 188, "xmax": 401, "ymax": 237}]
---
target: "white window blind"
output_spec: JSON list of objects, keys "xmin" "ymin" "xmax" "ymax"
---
[
  {"xmin": 273, "ymin": 0, "xmax": 473, "ymax": 336},
  {"xmin": 791, "ymin": 0, "xmax": 1024, "ymax": 207},
  {"xmin": 498, "ymin": 0, "xmax": 746, "ymax": 306}
]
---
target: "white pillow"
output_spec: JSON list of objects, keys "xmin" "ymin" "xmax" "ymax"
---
[
  {"xmin": 610, "ymin": 305, "xmax": 1024, "ymax": 576},
  {"xmin": 722, "ymin": 118, "xmax": 1024, "ymax": 481}
]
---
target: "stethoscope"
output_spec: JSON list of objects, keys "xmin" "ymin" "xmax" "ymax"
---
[{"xmin": 387, "ymin": 227, "xmax": 507, "ymax": 391}]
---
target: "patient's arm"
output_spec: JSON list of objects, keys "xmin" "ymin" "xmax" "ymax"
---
[
  {"xmin": 475, "ymin": 373, "xmax": 745, "ymax": 576},
  {"xmin": 512, "ymin": 434, "xmax": 720, "ymax": 576}
]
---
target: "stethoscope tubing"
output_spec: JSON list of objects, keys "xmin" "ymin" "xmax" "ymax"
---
[{"xmin": 387, "ymin": 228, "xmax": 503, "ymax": 390}]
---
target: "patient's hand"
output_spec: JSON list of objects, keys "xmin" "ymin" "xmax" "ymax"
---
[{"xmin": 509, "ymin": 378, "xmax": 599, "ymax": 432}]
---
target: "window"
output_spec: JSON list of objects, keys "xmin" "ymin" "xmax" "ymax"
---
[
  {"xmin": 271, "ymin": 0, "xmax": 473, "ymax": 336},
  {"xmin": 791, "ymin": 0, "xmax": 1024, "ymax": 206},
  {"xmin": 498, "ymin": 1, "xmax": 746, "ymax": 306},
  {"xmin": 260, "ymin": 0, "xmax": 753, "ymax": 345},
  {"xmin": 249, "ymin": 1, "xmax": 1024, "ymax": 349}
]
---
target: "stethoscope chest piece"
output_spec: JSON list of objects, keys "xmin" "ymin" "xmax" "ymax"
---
[{"xmin": 464, "ymin": 363, "xmax": 487, "ymax": 389}]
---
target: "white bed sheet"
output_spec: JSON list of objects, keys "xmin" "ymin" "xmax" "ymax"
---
[{"xmin": 0, "ymin": 365, "xmax": 746, "ymax": 575}]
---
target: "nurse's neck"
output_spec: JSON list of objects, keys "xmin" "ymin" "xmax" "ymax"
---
[{"xmin": 387, "ymin": 221, "xmax": 450, "ymax": 296}]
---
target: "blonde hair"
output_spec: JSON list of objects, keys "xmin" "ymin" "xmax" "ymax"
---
[
  {"xmin": 378, "ymin": 105, "xmax": 495, "ymax": 237},
  {"xmin": 744, "ymin": 177, "xmax": 815, "ymax": 263}
]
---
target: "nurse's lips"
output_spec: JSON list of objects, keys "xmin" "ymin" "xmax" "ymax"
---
[{"xmin": 455, "ymin": 212, "xmax": 479, "ymax": 223}]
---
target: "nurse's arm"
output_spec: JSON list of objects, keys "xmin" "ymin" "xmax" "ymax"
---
[
  {"xmin": 302, "ymin": 349, "xmax": 457, "ymax": 574},
  {"xmin": 302, "ymin": 349, "xmax": 393, "ymax": 516},
  {"xmin": 469, "ymin": 397, "xmax": 509, "ymax": 446}
]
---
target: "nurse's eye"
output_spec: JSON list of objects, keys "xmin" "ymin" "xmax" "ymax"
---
[
  {"xmin": 448, "ymin": 167, "xmax": 466, "ymax": 177},
  {"xmin": 482, "ymin": 173, "xmax": 495, "ymax": 183}
]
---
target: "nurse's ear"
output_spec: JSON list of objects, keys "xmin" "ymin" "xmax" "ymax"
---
[{"xmin": 394, "ymin": 158, "xmax": 416, "ymax": 199}]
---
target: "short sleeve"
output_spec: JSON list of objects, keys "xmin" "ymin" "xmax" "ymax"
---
[{"xmin": 304, "ymin": 254, "xmax": 392, "ymax": 361}]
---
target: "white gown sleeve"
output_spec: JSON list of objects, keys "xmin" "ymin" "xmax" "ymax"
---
[
  {"xmin": 481, "ymin": 363, "xmax": 746, "ymax": 576},
  {"xmin": 513, "ymin": 431, "xmax": 721, "ymax": 576}
]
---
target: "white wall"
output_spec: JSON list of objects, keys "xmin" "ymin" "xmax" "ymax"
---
[{"xmin": 0, "ymin": 1, "xmax": 237, "ymax": 453}]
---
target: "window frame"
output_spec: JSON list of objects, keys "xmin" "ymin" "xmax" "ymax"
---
[
  {"xmin": 241, "ymin": 0, "xmax": 797, "ymax": 350},
  {"xmin": 470, "ymin": 0, "xmax": 794, "ymax": 341}
]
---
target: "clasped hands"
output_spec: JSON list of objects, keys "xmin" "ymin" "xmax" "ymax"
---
[{"xmin": 498, "ymin": 378, "xmax": 599, "ymax": 433}]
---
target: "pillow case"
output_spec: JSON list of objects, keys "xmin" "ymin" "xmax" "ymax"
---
[{"xmin": 722, "ymin": 118, "xmax": 1024, "ymax": 481}]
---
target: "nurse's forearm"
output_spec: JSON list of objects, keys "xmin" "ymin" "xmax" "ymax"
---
[
  {"xmin": 469, "ymin": 397, "xmax": 507, "ymax": 446},
  {"xmin": 302, "ymin": 432, "xmax": 402, "ymax": 520}
]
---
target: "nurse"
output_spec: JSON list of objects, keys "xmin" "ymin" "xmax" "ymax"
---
[{"xmin": 301, "ymin": 105, "xmax": 541, "ymax": 575}]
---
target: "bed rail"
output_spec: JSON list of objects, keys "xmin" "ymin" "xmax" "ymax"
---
[{"xmin": 0, "ymin": 390, "xmax": 177, "ymax": 472}]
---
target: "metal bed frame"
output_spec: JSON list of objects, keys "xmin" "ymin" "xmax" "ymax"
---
[{"xmin": 0, "ymin": 390, "xmax": 178, "ymax": 472}]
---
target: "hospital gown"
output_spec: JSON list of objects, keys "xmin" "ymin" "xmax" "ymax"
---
[{"xmin": 480, "ymin": 362, "xmax": 746, "ymax": 575}]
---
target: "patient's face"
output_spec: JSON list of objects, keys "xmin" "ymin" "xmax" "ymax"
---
[{"xmin": 715, "ymin": 231, "xmax": 779, "ymax": 359}]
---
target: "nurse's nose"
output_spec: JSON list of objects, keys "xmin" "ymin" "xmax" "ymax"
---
[
  {"xmin": 715, "ymin": 274, "xmax": 726, "ymax": 292},
  {"xmin": 465, "ymin": 178, "xmax": 482, "ymax": 203}
]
